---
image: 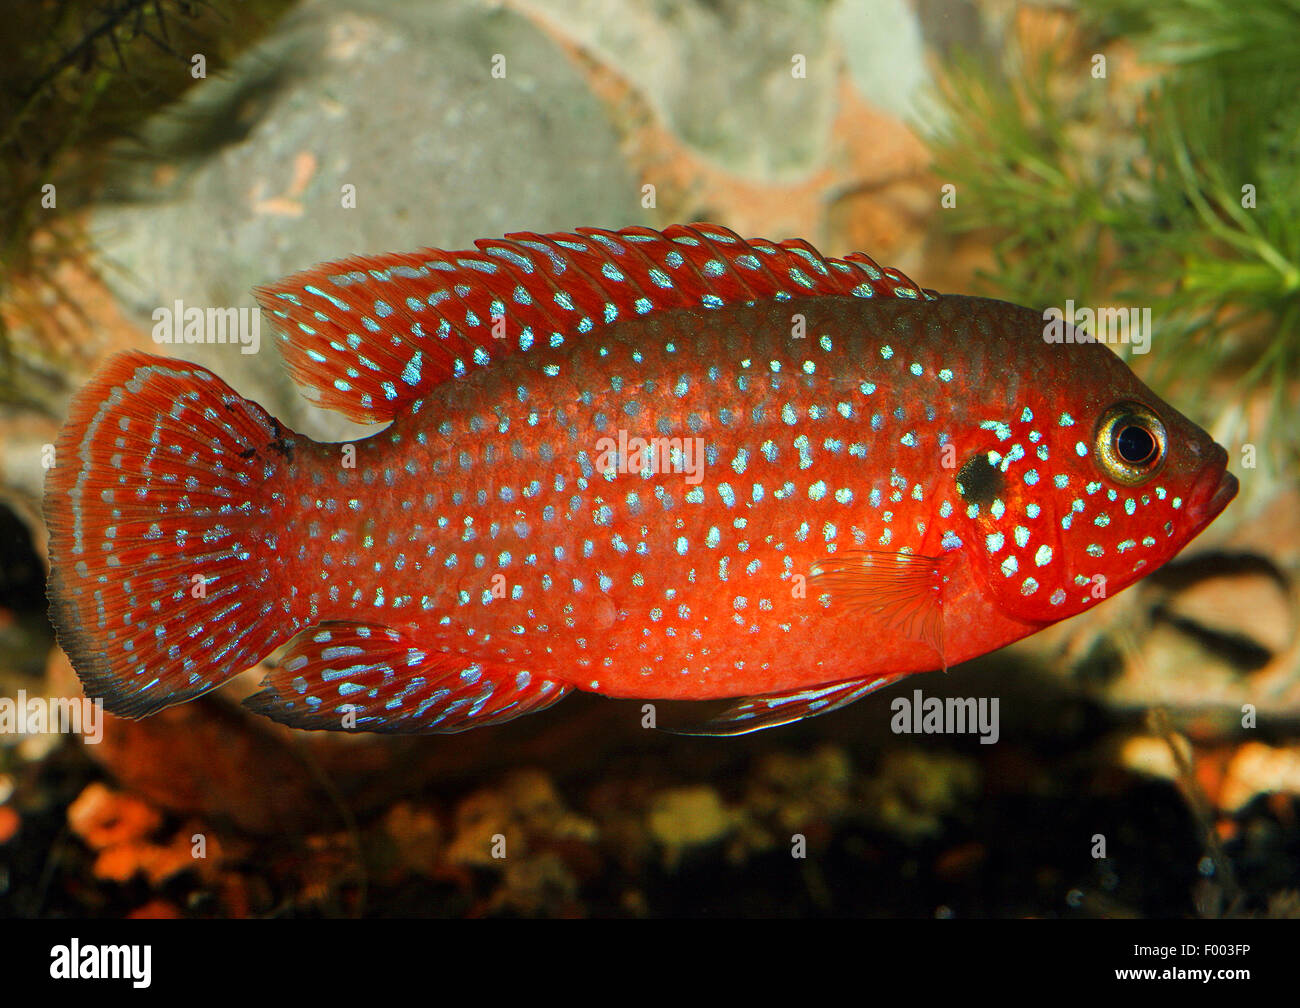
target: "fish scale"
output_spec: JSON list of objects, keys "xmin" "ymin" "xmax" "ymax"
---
[{"xmin": 43, "ymin": 224, "xmax": 1237, "ymax": 735}]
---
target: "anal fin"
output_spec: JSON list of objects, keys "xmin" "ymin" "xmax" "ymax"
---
[
  {"xmin": 244, "ymin": 621, "xmax": 570, "ymax": 733},
  {"xmin": 665, "ymin": 672, "xmax": 912, "ymax": 737}
]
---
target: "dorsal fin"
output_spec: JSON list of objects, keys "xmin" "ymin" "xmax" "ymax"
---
[{"xmin": 253, "ymin": 223, "xmax": 937, "ymax": 424}]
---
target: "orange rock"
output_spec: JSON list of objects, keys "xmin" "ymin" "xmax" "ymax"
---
[
  {"xmin": 1220, "ymin": 742, "xmax": 1300, "ymax": 813},
  {"xmin": 0, "ymin": 805, "xmax": 19, "ymax": 844},
  {"xmin": 92, "ymin": 845, "xmax": 145, "ymax": 883},
  {"xmin": 142, "ymin": 838, "xmax": 203, "ymax": 885},
  {"xmin": 67, "ymin": 782, "xmax": 161, "ymax": 850},
  {"xmin": 127, "ymin": 899, "xmax": 182, "ymax": 919},
  {"xmin": 1192, "ymin": 746, "xmax": 1233, "ymax": 808}
]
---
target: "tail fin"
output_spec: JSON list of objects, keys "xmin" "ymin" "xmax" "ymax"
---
[{"xmin": 44, "ymin": 351, "xmax": 296, "ymax": 717}]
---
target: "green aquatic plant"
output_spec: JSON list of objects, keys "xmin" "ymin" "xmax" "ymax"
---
[
  {"xmin": 927, "ymin": 0, "xmax": 1300, "ymax": 460},
  {"xmin": 0, "ymin": 0, "xmax": 293, "ymax": 409}
]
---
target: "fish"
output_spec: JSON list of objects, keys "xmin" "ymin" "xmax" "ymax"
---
[{"xmin": 43, "ymin": 223, "xmax": 1238, "ymax": 736}]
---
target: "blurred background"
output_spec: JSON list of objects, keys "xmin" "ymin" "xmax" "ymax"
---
[{"xmin": 0, "ymin": 0, "xmax": 1295, "ymax": 918}]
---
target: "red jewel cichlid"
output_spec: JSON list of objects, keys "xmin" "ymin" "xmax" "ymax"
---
[{"xmin": 44, "ymin": 224, "xmax": 1238, "ymax": 735}]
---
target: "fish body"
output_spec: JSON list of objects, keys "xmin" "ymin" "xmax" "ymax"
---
[{"xmin": 44, "ymin": 225, "xmax": 1237, "ymax": 734}]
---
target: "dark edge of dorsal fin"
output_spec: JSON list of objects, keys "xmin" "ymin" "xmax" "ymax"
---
[{"xmin": 252, "ymin": 223, "xmax": 937, "ymax": 424}]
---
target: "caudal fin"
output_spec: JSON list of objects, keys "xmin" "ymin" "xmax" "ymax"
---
[{"xmin": 44, "ymin": 351, "xmax": 296, "ymax": 717}]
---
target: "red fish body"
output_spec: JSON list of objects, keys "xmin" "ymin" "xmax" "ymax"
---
[{"xmin": 44, "ymin": 225, "xmax": 1237, "ymax": 734}]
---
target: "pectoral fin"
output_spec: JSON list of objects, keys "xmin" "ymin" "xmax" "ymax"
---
[{"xmin": 810, "ymin": 550, "xmax": 948, "ymax": 671}]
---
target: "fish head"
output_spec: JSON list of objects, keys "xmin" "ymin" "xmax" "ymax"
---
[{"xmin": 948, "ymin": 297, "xmax": 1238, "ymax": 624}]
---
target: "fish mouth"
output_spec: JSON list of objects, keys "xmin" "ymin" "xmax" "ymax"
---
[{"xmin": 1186, "ymin": 451, "xmax": 1238, "ymax": 530}]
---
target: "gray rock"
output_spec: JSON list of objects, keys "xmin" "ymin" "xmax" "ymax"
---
[
  {"xmin": 514, "ymin": 0, "xmax": 840, "ymax": 182},
  {"xmin": 835, "ymin": 0, "xmax": 931, "ymax": 124},
  {"xmin": 90, "ymin": 0, "xmax": 641, "ymax": 441}
]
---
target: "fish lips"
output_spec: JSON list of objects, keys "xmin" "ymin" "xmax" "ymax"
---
[{"xmin": 1186, "ymin": 445, "xmax": 1238, "ymax": 531}]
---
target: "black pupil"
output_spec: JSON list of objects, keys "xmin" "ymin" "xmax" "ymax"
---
[{"xmin": 1115, "ymin": 423, "xmax": 1156, "ymax": 465}]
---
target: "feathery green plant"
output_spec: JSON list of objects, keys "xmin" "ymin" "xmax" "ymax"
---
[
  {"xmin": 0, "ymin": 0, "xmax": 293, "ymax": 410},
  {"xmin": 927, "ymin": 0, "xmax": 1300, "ymax": 459}
]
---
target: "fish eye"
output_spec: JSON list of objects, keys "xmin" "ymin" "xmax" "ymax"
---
[{"xmin": 1094, "ymin": 402, "xmax": 1166, "ymax": 485}]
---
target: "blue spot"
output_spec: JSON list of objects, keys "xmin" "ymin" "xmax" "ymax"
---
[{"xmin": 401, "ymin": 352, "xmax": 423, "ymax": 386}]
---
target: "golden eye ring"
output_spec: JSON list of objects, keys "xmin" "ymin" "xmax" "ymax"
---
[{"xmin": 1094, "ymin": 401, "xmax": 1167, "ymax": 486}]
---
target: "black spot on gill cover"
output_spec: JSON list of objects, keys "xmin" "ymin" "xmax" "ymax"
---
[{"xmin": 956, "ymin": 452, "xmax": 1005, "ymax": 509}]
